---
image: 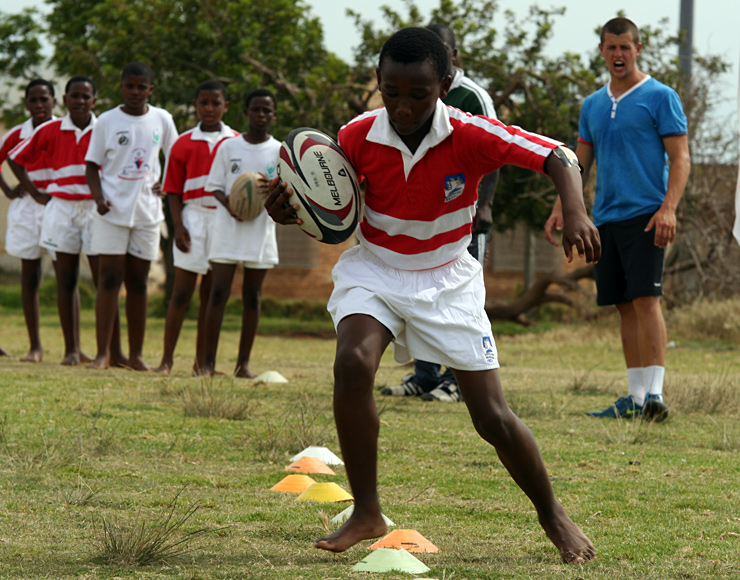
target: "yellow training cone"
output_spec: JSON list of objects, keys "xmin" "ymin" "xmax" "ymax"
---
[
  {"xmin": 296, "ymin": 482, "xmax": 353, "ymax": 502},
  {"xmin": 270, "ymin": 474, "xmax": 316, "ymax": 493},
  {"xmin": 370, "ymin": 529, "xmax": 440, "ymax": 553},
  {"xmin": 285, "ymin": 456, "xmax": 336, "ymax": 475}
]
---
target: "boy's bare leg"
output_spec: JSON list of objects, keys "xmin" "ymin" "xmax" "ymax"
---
[
  {"xmin": 124, "ymin": 254, "xmax": 151, "ymax": 371},
  {"xmin": 315, "ymin": 314, "xmax": 393, "ymax": 552},
  {"xmin": 154, "ymin": 267, "xmax": 198, "ymax": 374},
  {"xmin": 193, "ymin": 271, "xmax": 213, "ymax": 374},
  {"xmin": 234, "ymin": 268, "xmax": 267, "ymax": 378},
  {"xmin": 198, "ymin": 263, "xmax": 236, "ymax": 376},
  {"xmin": 54, "ymin": 252, "xmax": 90, "ymax": 365},
  {"xmin": 455, "ymin": 368, "xmax": 595, "ymax": 563},
  {"xmin": 20, "ymin": 258, "xmax": 43, "ymax": 362},
  {"xmin": 88, "ymin": 255, "xmax": 128, "ymax": 368},
  {"xmin": 90, "ymin": 254, "xmax": 125, "ymax": 369}
]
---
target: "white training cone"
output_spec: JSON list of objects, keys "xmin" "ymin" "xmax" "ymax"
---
[
  {"xmin": 290, "ymin": 446, "xmax": 344, "ymax": 466},
  {"xmin": 254, "ymin": 370, "xmax": 288, "ymax": 383}
]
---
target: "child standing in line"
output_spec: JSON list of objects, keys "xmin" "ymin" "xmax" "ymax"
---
[
  {"xmin": 154, "ymin": 80, "xmax": 239, "ymax": 374},
  {"xmin": 0, "ymin": 79, "xmax": 56, "ymax": 362},
  {"xmin": 198, "ymin": 88, "xmax": 280, "ymax": 378},
  {"xmin": 9, "ymin": 76, "xmax": 126, "ymax": 366},
  {"xmin": 266, "ymin": 28, "xmax": 599, "ymax": 563},
  {"xmin": 85, "ymin": 62, "xmax": 178, "ymax": 370}
]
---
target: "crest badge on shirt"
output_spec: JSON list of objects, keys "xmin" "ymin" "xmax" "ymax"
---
[
  {"xmin": 230, "ymin": 159, "xmax": 242, "ymax": 174},
  {"xmin": 153, "ymin": 128, "xmax": 161, "ymax": 145},
  {"xmin": 482, "ymin": 335, "xmax": 497, "ymax": 365},
  {"xmin": 444, "ymin": 173, "xmax": 465, "ymax": 203},
  {"xmin": 117, "ymin": 131, "xmax": 131, "ymax": 146},
  {"xmin": 118, "ymin": 148, "xmax": 150, "ymax": 181}
]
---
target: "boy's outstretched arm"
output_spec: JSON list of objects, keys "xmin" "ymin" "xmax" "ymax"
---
[
  {"xmin": 265, "ymin": 177, "xmax": 302, "ymax": 225},
  {"xmin": 544, "ymin": 148, "xmax": 600, "ymax": 264}
]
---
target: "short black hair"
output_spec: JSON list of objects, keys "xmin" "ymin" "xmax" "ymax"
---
[
  {"xmin": 195, "ymin": 80, "xmax": 227, "ymax": 100},
  {"xmin": 426, "ymin": 23, "xmax": 456, "ymax": 50},
  {"xmin": 25, "ymin": 79, "xmax": 55, "ymax": 98},
  {"xmin": 65, "ymin": 75, "xmax": 97, "ymax": 95},
  {"xmin": 600, "ymin": 17, "xmax": 640, "ymax": 45},
  {"xmin": 244, "ymin": 88, "xmax": 276, "ymax": 110},
  {"xmin": 379, "ymin": 27, "xmax": 449, "ymax": 82},
  {"xmin": 121, "ymin": 62, "xmax": 154, "ymax": 82}
]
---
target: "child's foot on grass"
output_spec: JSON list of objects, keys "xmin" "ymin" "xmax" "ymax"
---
[
  {"xmin": 154, "ymin": 361, "xmax": 172, "ymax": 374},
  {"xmin": 61, "ymin": 351, "xmax": 92, "ymax": 366},
  {"xmin": 88, "ymin": 355, "xmax": 110, "ymax": 370},
  {"xmin": 127, "ymin": 355, "xmax": 151, "ymax": 372},
  {"xmin": 539, "ymin": 506, "xmax": 596, "ymax": 563},
  {"xmin": 314, "ymin": 512, "xmax": 387, "ymax": 552},
  {"xmin": 20, "ymin": 349, "xmax": 42, "ymax": 363},
  {"xmin": 234, "ymin": 365, "xmax": 258, "ymax": 379},
  {"xmin": 111, "ymin": 353, "xmax": 130, "ymax": 369}
]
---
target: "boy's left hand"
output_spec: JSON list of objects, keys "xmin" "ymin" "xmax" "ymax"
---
[
  {"xmin": 152, "ymin": 181, "xmax": 163, "ymax": 197},
  {"xmin": 265, "ymin": 177, "xmax": 302, "ymax": 225},
  {"xmin": 561, "ymin": 212, "xmax": 600, "ymax": 264}
]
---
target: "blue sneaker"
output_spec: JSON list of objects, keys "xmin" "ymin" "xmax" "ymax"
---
[
  {"xmin": 642, "ymin": 394, "xmax": 669, "ymax": 423},
  {"xmin": 588, "ymin": 395, "xmax": 643, "ymax": 419}
]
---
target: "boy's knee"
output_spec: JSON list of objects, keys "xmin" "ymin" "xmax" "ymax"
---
[
  {"xmin": 170, "ymin": 287, "xmax": 192, "ymax": 308},
  {"xmin": 208, "ymin": 284, "xmax": 230, "ymax": 307},
  {"xmin": 334, "ymin": 344, "xmax": 376, "ymax": 386},
  {"xmin": 126, "ymin": 276, "xmax": 148, "ymax": 296},
  {"xmin": 469, "ymin": 404, "xmax": 517, "ymax": 446}
]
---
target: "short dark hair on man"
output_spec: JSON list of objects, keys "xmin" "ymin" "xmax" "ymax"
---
[
  {"xmin": 244, "ymin": 88, "xmax": 276, "ymax": 110},
  {"xmin": 379, "ymin": 27, "xmax": 449, "ymax": 82},
  {"xmin": 195, "ymin": 80, "xmax": 227, "ymax": 100},
  {"xmin": 25, "ymin": 79, "xmax": 55, "ymax": 98},
  {"xmin": 65, "ymin": 75, "xmax": 97, "ymax": 95},
  {"xmin": 426, "ymin": 23, "xmax": 456, "ymax": 50},
  {"xmin": 600, "ymin": 17, "xmax": 640, "ymax": 45},
  {"xmin": 121, "ymin": 62, "xmax": 154, "ymax": 82}
]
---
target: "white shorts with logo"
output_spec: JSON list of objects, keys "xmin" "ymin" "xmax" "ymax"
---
[
  {"xmin": 90, "ymin": 216, "xmax": 160, "ymax": 261},
  {"xmin": 173, "ymin": 204, "xmax": 216, "ymax": 275},
  {"xmin": 328, "ymin": 245, "xmax": 499, "ymax": 371},
  {"xmin": 40, "ymin": 197, "xmax": 95, "ymax": 255},
  {"xmin": 5, "ymin": 194, "xmax": 53, "ymax": 260}
]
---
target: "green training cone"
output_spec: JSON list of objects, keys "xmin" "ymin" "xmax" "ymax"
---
[{"xmin": 352, "ymin": 547, "xmax": 430, "ymax": 574}]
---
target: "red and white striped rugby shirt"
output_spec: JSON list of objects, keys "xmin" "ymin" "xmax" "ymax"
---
[
  {"xmin": 162, "ymin": 123, "xmax": 239, "ymax": 208},
  {"xmin": 337, "ymin": 100, "xmax": 560, "ymax": 271},
  {"xmin": 10, "ymin": 114, "xmax": 94, "ymax": 199}
]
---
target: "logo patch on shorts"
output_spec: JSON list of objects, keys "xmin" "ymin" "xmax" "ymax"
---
[
  {"xmin": 482, "ymin": 335, "xmax": 496, "ymax": 364},
  {"xmin": 444, "ymin": 173, "xmax": 465, "ymax": 203}
]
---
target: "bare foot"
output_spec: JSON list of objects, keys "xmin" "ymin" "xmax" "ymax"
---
[
  {"xmin": 539, "ymin": 506, "xmax": 596, "ymax": 563},
  {"xmin": 314, "ymin": 511, "xmax": 387, "ymax": 553},
  {"xmin": 127, "ymin": 355, "xmax": 151, "ymax": 372},
  {"xmin": 20, "ymin": 349, "xmax": 43, "ymax": 363},
  {"xmin": 234, "ymin": 365, "xmax": 258, "ymax": 379},
  {"xmin": 88, "ymin": 355, "xmax": 110, "ymax": 370},
  {"xmin": 110, "ymin": 353, "xmax": 130, "ymax": 369},
  {"xmin": 0, "ymin": 347, "xmax": 12, "ymax": 357},
  {"xmin": 80, "ymin": 351, "xmax": 93, "ymax": 364},
  {"xmin": 154, "ymin": 362, "xmax": 172, "ymax": 374},
  {"xmin": 61, "ymin": 353, "xmax": 82, "ymax": 366}
]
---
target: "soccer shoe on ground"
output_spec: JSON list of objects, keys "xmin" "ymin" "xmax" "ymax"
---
[
  {"xmin": 642, "ymin": 393, "xmax": 669, "ymax": 422},
  {"xmin": 381, "ymin": 373, "xmax": 424, "ymax": 396},
  {"xmin": 420, "ymin": 381, "xmax": 464, "ymax": 402},
  {"xmin": 587, "ymin": 395, "xmax": 643, "ymax": 419}
]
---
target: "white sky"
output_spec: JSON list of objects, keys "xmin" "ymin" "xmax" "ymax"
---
[{"xmin": 3, "ymin": 0, "xmax": 737, "ymax": 128}]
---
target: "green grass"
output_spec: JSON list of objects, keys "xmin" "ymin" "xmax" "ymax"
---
[{"xmin": 0, "ymin": 305, "xmax": 738, "ymax": 579}]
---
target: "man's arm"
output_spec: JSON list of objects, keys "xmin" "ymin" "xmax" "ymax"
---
[
  {"xmin": 645, "ymin": 134, "xmax": 690, "ymax": 248},
  {"xmin": 472, "ymin": 170, "xmax": 499, "ymax": 233},
  {"xmin": 544, "ymin": 149, "xmax": 600, "ymax": 263},
  {"xmin": 544, "ymin": 142, "xmax": 594, "ymax": 245}
]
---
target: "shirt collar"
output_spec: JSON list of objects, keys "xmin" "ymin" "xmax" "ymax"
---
[
  {"xmin": 21, "ymin": 115, "xmax": 59, "ymax": 139},
  {"xmin": 191, "ymin": 122, "xmax": 234, "ymax": 142},
  {"xmin": 60, "ymin": 112, "xmax": 96, "ymax": 135},
  {"xmin": 449, "ymin": 68, "xmax": 465, "ymax": 91}
]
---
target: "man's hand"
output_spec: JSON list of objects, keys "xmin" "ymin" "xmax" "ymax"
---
[{"xmin": 645, "ymin": 206, "xmax": 676, "ymax": 248}]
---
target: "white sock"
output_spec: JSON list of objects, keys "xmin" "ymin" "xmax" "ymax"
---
[
  {"xmin": 645, "ymin": 365, "xmax": 666, "ymax": 400},
  {"xmin": 627, "ymin": 367, "xmax": 648, "ymax": 406}
]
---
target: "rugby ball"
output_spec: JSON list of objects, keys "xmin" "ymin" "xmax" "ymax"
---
[
  {"xmin": 276, "ymin": 127, "xmax": 360, "ymax": 244},
  {"xmin": 229, "ymin": 171, "xmax": 265, "ymax": 221}
]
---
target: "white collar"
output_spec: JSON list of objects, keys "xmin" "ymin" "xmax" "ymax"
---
[
  {"xmin": 60, "ymin": 112, "xmax": 96, "ymax": 135},
  {"xmin": 607, "ymin": 75, "xmax": 651, "ymax": 103},
  {"xmin": 449, "ymin": 68, "xmax": 465, "ymax": 91},
  {"xmin": 20, "ymin": 115, "xmax": 58, "ymax": 139},
  {"xmin": 191, "ymin": 122, "xmax": 235, "ymax": 142}
]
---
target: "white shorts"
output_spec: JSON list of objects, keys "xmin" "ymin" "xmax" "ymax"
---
[
  {"xmin": 208, "ymin": 204, "xmax": 278, "ymax": 266},
  {"xmin": 173, "ymin": 204, "xmax": 215, "ymax": 275},
  {"xmin": 5, "ymin": 195, "xmax": 53, "ymax": 260},
  {"xmin": 328, "ymin": 245, "xmax": 499, "ymax": 371},
  {"xmin": 209, "ymin": 259, "xmax": 275, "ymax": 269},
  {"xmin": 90, "ymin": 216, "xmax": 161, "ymax": 261},
  {"xmin": 40, "ymin": 197, "xmax": 95, "ymax": 256}
]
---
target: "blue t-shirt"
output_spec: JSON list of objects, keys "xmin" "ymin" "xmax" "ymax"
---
[{"xmin": 579, "ymin": 76, "xmax": 687, "ymax": 226}]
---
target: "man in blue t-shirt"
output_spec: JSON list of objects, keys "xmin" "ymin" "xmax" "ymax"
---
[{"xmin": 545, "ymin": 17, "xmax": 690, "ymax": 422}]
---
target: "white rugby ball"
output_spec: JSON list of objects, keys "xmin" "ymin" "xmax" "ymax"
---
[
  {"xmin": 229, "ymin": 171, "xmax": 264, "ymax": 221},
  {"xmin": 276, "ymin": 127, "xmax": 360, "ymax": 244}
]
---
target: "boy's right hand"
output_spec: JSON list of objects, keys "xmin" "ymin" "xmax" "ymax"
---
[
  {"xmin": 7, "ymin": 185, "xmax": 27, "ymax": 200},
  {"xmin": 265, "ymin": 177, "xmax": 302, "ymax": 225},
  {"xmin": 95, "ymin": 198, "xmax": 112, "ymax": 215},
  {"xmin": 561, "ymin": 211, "xmax": 600, "ymax": 264},
  {"xmin": 174, "ymin": 225, "xmax": 191, "ymax": 252}
]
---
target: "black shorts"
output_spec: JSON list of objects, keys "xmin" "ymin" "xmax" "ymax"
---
[{"xmin": 594, "ymin": 212, "xmax": 665, "ymax": 306}]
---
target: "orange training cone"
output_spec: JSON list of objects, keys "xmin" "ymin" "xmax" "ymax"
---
[
  {"xmin": 285, "ymin": 456, "xmax": 336, "ymax": 475},
  {"xmin": 370, "ymin": 529, "xmax": 440, "ymax": 553},
  {"xmin": 270, "ymin": 474, "xmax": 317, "ymax": 493}
]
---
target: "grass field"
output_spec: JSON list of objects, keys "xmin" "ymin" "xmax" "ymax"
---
[{"xmin": 0, "ymin": 302, "xmax": 739, "ymax": 579}]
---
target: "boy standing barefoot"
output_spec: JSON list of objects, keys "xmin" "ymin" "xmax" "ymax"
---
[
  {"xmin": 85, "ymin": 62, "xmax": 178, "ymax": 370},
  {"xmin": 267, "ymin": 28, "xmax": 599, "ymax": 563}
]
